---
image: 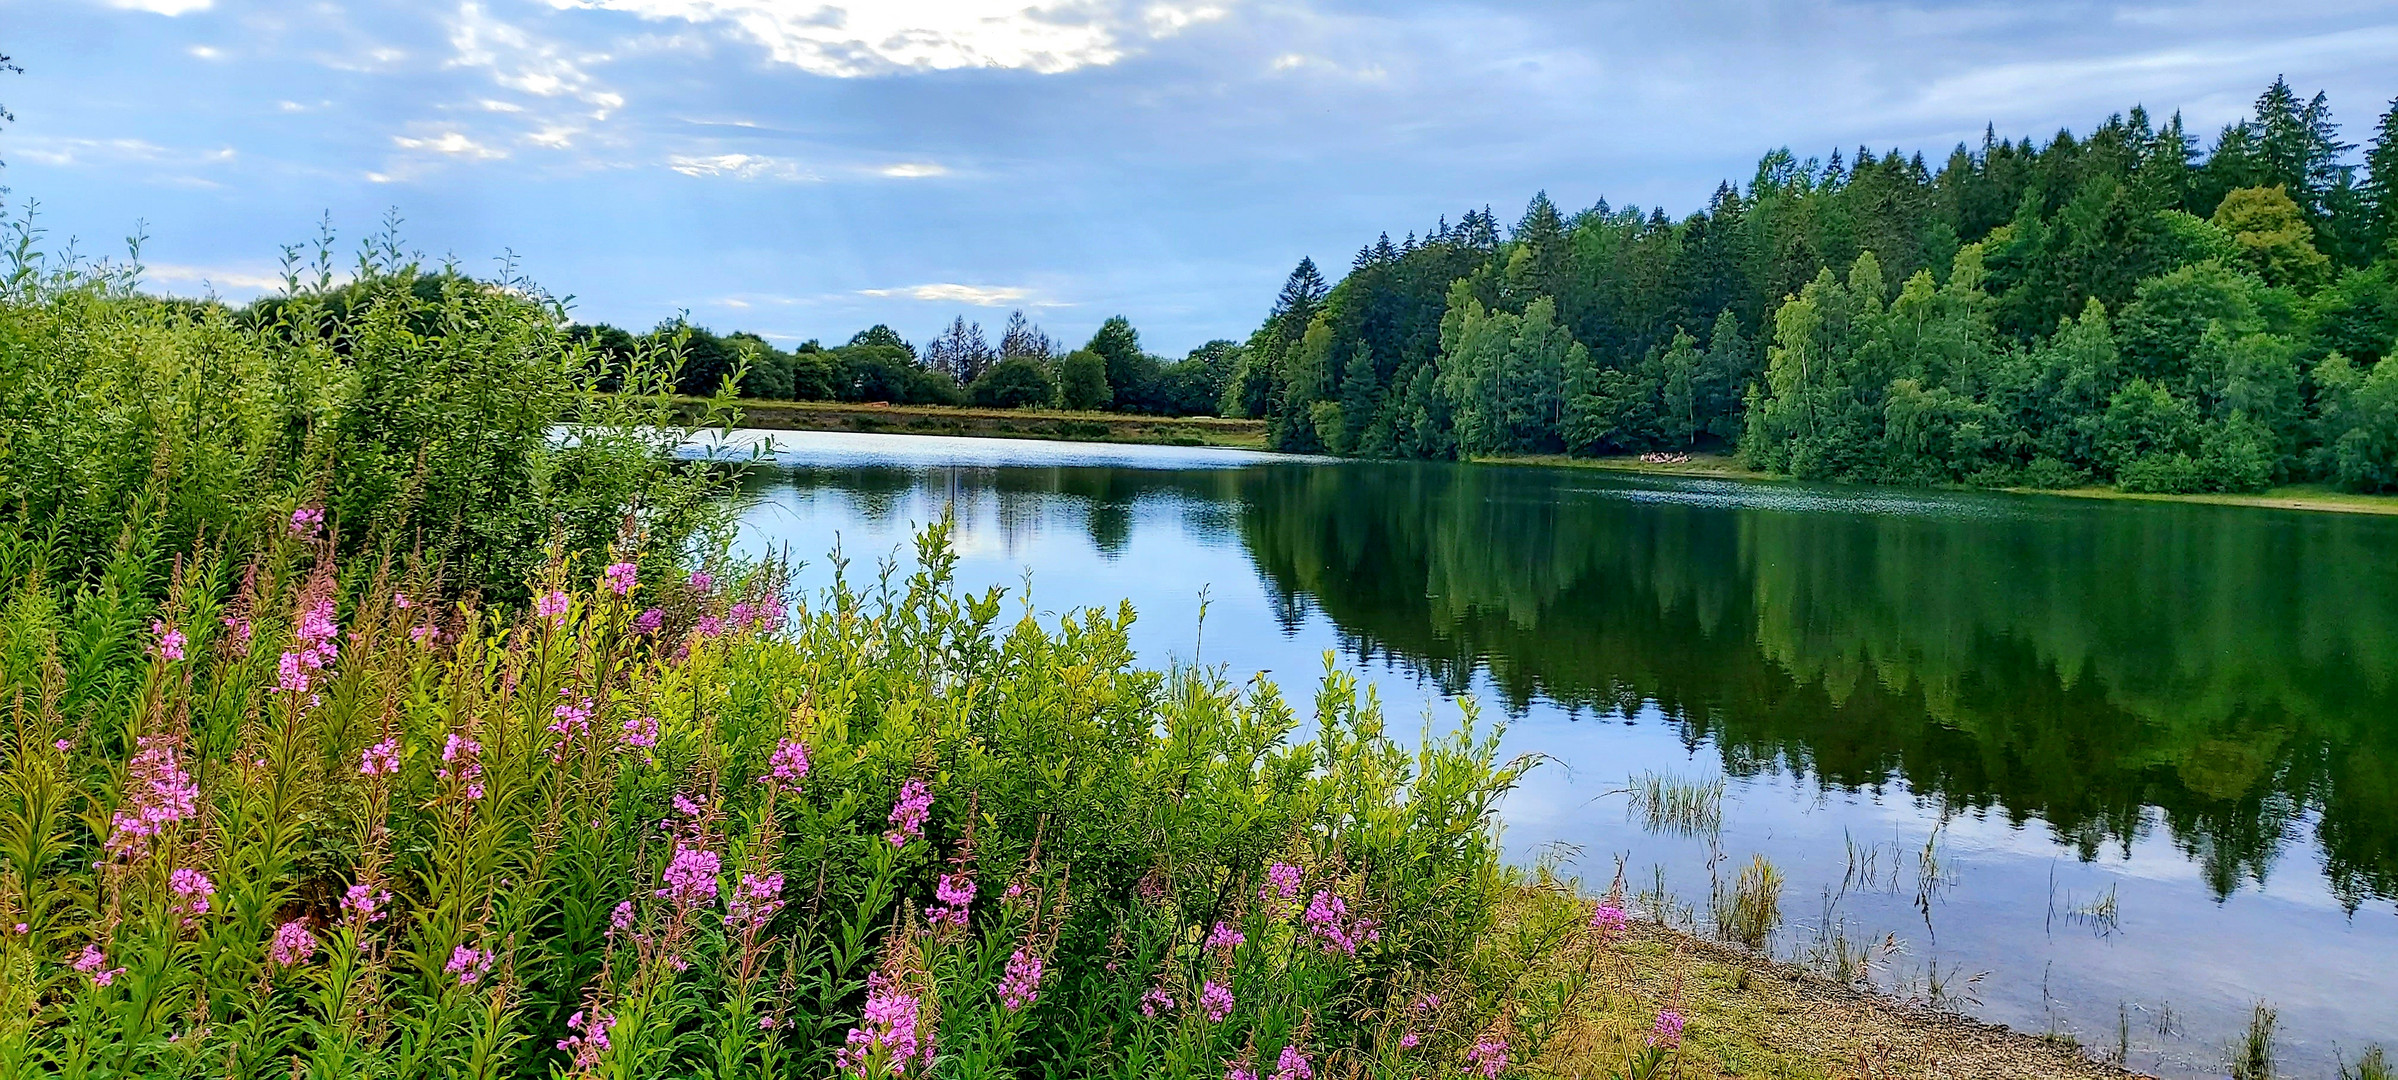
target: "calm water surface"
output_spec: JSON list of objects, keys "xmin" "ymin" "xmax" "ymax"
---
[{"xmin": 715, "ymin": 429, "xmax": 2398, "ymax": 1077}]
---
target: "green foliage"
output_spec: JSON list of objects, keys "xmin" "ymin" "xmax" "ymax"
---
[
  {"xmin": 1243, "ymin": 80, "xmax": 2398, "ymax": 494},
  {"xmin": 966, "ymin": 357, "xmax": 1057, "ymax": 409},
  {"xmin": 0, "ymin": 214, "xmax": 728, "ymax": 599},
  {"xmin": 0, "ymin": 507, "xmax": 1594, "ymax": 1079},
  {"xmin": 1055, "ymin": 350, "xmax": 1112, "ymax": 411}
]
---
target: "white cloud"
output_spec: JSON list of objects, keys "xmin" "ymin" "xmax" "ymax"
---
[
  {"xmin": 10, "ymin": 136, "xmax": 235, "ymax": 169},
  {"xmin": 539, "ymin": 0, "xmax": 1234, "ymax": 77},
  {"xmin": 104, "ymin": 0, "xmax": 213, "ymax": 14},
  {"xmin": 145, "ymin": 263, "xmax": 290, "ymax": 294},
  {"xmin": 393, "ymin": 131, "xmax": 510, "ymax": 159},
  {"xmin": 189, "ymin": 45, "xmax": 224, "ymax": 60},
  {"xmin": 449, "ymin": 2, "xmax": 624, "ymax": 117},
  {"xmin": 878, "ymin": 162, "xmax": 947, "ymax": 178},
  {"xmin": 859, "ymin": 283, "xmax": 1031, "ymax": 306},
  {"xmin": 667, "ymin": 153, "xmax": 813, "ymax": 180}
]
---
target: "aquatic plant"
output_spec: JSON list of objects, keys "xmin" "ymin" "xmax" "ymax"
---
[{"xmin": 1625, "ymin": 771, "xmax": 1724, "ymax": 839}]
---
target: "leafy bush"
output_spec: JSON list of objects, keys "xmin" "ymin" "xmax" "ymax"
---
[
  {"xmin": 967, "ymin": 358, "xmax": 1056, "ymax": 409},
  {"xmin": 0, "ymin": 518, "xmax": 1610, "ymax": 1079},
  {"xmin": 0, "ymin": 214, "xmax": 728, "ymax": 599}
]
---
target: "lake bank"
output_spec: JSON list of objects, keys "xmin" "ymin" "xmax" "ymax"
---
[
  {"xmin": 1547, "ymin": 913, "xmax": 2143, "ymax": 1080},
  {"xmin": 687, "ymin": 397, "xmax": 1270, "ymax": 449},
  {"xmin": 1479, "ymin": 451, "xmax": 2398, "ymax": 516}
]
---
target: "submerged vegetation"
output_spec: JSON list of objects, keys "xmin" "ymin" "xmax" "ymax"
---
[{"xmin": 1224, "ymin": 79, "xmax": 2398, "ymax": 497}]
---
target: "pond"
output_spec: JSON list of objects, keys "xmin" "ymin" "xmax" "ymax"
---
[{"xmin": 716, "ymin": 428, "xmax": 2398, "ymax": 1078}]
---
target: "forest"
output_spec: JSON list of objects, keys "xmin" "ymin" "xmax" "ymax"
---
[{"xmin": 1220, "ymin": 79, "xmax": 2398, "ymax": 494}]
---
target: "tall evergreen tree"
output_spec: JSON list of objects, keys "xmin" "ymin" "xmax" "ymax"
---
[{"xmin": 2364, "ymin": 97, "xmax": 2398, "ymax": 255}]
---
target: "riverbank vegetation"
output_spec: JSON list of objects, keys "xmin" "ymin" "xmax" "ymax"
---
[
  {"xmin": 695, "ymin": 399, "xmax": 1269, "ymax": 449},
  {"xmin": 1223, "ymin": 79, "xmax": 2398, "ymax": 497}
]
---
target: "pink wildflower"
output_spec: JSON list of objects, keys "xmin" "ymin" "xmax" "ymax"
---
[
  {"xmin": 925, "ymin": 872, "xmax": 975, "ymax": 929},
  {"xmin": 534, "ymin": 589, "xmax": 571, "ymax": 625},
  {"xmin": 438, "ymin": 732, "xmax": 484, "ymax": 799},
  {"xmin": 1138, "ymin": 984, "xmax": 1175, "ymax": 1018},
  {"xmin": 1467, "ymin": 1034, "xmax": 1509, "ymax": 1077},
  {"xmin": 1399, "ymin": 1033, "xmax": 1420, "ymax": 1049},
  {"xmin": 607, "ymin": 900, "xmax": 636, "ymax": 938},
  {"xmin": 688, "ymin": 570, "xmax": 714, "ymax": 592},
  {"xmin": 1260, "ymin": 861, "xmax": 1303, "ymax": 914},
  {"xmin": 997, "ymin": 947, "xmax": 1045, "ymax": 1011},
  {"xmin": 1302, "ymin": 890, "xmax": 1378, "ymax": 956},
  {"xmin": 1225, "ymin": 1063, "xmax": 1260, "ymax": 1080},
  {"xmin": 1199, "ymin": 980, "xmax": 1234, "ymax": 1022},
  {"xmin": 393, "ymin": 591, "xmax": 411, "ymax": 609},
  {"xmin": 883, "ymin": 778, "xmax": 931, "ymax": 847},
  {"xmin": 558, "ymin": 1009, "xmax": 616, "ymax": 1069},
  {"xmin": 602, "ymin": 562, "xmax": 638, "ymax": 596},
  {"xmin": 290, "ymin": 506, "xmax": 324, "ymax": 538},
  {"xmin": 151, "ymin": 620, "xmax": 186, "ymax": 662},
  {"xmin": 1648, "ymin": 1008, "xmax": 1684, "ymax": 1049},
  {"xmin": 359, "ymin": 738, "xmax": 400, "ymax": 777},
  {"xmin": 726, "ymin": 872, "xmax": 784, "ymax": 934},
  {"xmin": 766, "ymin": 738, "xmax": 811, "ymax": 791},
  {"xmin": 695, "ymin": 614, "xmax": 726, "ymax": 638},
  {"xmin": 409, "ymin": 624, "xmax": 436, "ymax": 645},
  {"xmin": 1272, "ymin": 1044, "xmax": 1313, "ymax": 1080},
  {"xmin": 73, "ymin": 943, "xmax": 125, "ymax": 987},
  {"xmin": 446, "ymin": 944, "xmax": 493, "ymax": 985},
  {"xmin": 634, "ymin": 608, "xmax": 664, "ymax": 634},
  {"xmin": 53, "ymin": 738, "xmax": 71, "ymax": 754},
  {"xmin": 1206, "ymin": 920, "xmax": 1245, "ymax": 952},
  {"xmin": 108, "ymin": 736, "xmax": 200, "ymax": 855},
  {"xmin": 270, "ymin": 920, "xmax": 316, "ymax": 966},
  {"xmin": 342, "ymin": 883, "xmax": 391, "ymax": 923},
  {"xmin": 655, "ymin": 845, "xmax": 722, "ymax": 908},
  {"xmin": 836, "ymin": 973, "xmax": 930, "ymax": 1077},
  {"xmin": 222, "ymin": 614, "xmax": 253, "ymax": 646},
  {"xmin": 169, "ymin": 868, "xmax": 215, "ymax": 918},
  {"xmin": 1591, "ymin": 903, "xmax": 1628, "ymax": 938}
]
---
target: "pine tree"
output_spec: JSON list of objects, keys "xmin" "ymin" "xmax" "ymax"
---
[
  {"xmin": 999, "ymin": 310, "xmax": 1054, "ymax": 361},
  {"xmin": 1269, "ymin": 258, "xmax": 1328, "ymax": 335},
  {"xmin": 2364, "ymin": 97, "xmax": 2398, "ymax": 255}
]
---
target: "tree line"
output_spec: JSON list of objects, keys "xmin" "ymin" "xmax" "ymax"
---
[
  {"xmin": 1222, "ymin": 78, "xmax": 2398, "ymax": 493},
  {"xmin": 571, "ymin": 310, "xmax": 1246, "ymax": 417}
]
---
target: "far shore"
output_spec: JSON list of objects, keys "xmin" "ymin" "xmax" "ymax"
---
[{"xmin": 696, "ymin": 402, "xmax": 2398, "ymax": 517}]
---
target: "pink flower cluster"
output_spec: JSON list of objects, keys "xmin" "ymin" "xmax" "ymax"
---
[
  {"xmin": 343, "ymin": 883, "xmax": 392, "ymax": 924},
  {"xmin": 150, "ymin": 620, "xmax": 186, "ymax": 662},
  {"xmin": 358, "ymin": 737, "xmax": 400, "ymax": 777},
  {"xmin": 925, "ymin": 872, "xmax": 974, "ymax": 929},
  {"xmin": 1590, "ymin": 902, "xmax": 1628, "ymax": 939},
  {"xmin": 438, "ymin": 733, "xmax": 485, "ymax": 801},
  {"xmin": 1225, "ymin": 1062, "xmax": 1259, "ymax": 1080},
  {"xmin": 1301, "ymin": 891, "xmax": 1378, "ymax": 956},
  {"xmin": 1199, "ymin": 980, "xmax": 1235, "ymax": 1022},
  {"xmin": 1466, "ymin": 1034, "xmax": 1509, "ymax": 1077},
  {"xmin": 108, "ymin": 736, "xmax": 200, "ymax": 855},
  {"xmin": 602, "ymin": 562, "xmax": 638, "ymax": 596},
  {"xmin": 728, "ymin": 599, "xmax": 785, "ymax": 635},
  {"xmin": 883, "ymin": 779, "xmax": 932, "ymax": 847},
  {"xmin": 997, "ymin": 947, "xmax": 1045, "ymax": 1011},
  {"xmin": 634, "ymin": 608, "xmax": 664, "ymax": 634},
  {"xmin": 548, "ymin": 695, "xmax": 597, "ymax": 761},
  {"xmin": 836, "ymin": 974, "xmax": 931, "ymax": 1078},
  {"xmin": 270, "ymin": 919, "xmax": 315, "ymax": 966},
  {"xmin": 726, "ymin": 872, "xmax": 784, "ymax": 934},
  {"xmin": 289, "ymin": 506, "xmax": 324, "ymax": 538},
  {"xmin": 1205, "ymin": 920, "xmax": 1245, "ymax": 952},
  {"xmin": 1272, "ymin": 1045, "xmax": 1313, "ymax": 1080},
  {"xmin": 535, "ymin": 589, "xmax": 572, "ymax": 625},
  {"xmin": 1648, "ymin": 1008, "xmax": 1684, "ymax": 1049},
  {"xmin": 655, "ymin": 844, "xmax": 722, "ymax": 908},
  {"xmin": 1259, "ymin": 862, "xmax": 1303, "ymax": 916},
  {"xmin": 1138, "ymin": 984, "xmax": 1175, "ymax": 1018},
  {"xmin": 766, "ymin": 738, "xmax": 811, "ymax": 792},
  {"xmin": 447, "ymin": 944, "xmax": 494, "ymax": 985},
  {"xmin": 74, "ymin": 943, "xmax": 125, "ymax": 987},
  {"xmin": 608, "ymin": 900, "xmax": 637, "ymax": 938},
  {"xmin": 558, "ymin": 1009, "xmax": 616, "ymax": 1069},
  {"xmin": 277, "ymin": 597, "xmax": 341, "ymax": 696},
  {"xmin": 169, "ymin": 868, "xmax": 215, "ymax": 919},
  {"xmin": 689, "ymin": 571, "xmax": 714, "ymax": 592}
]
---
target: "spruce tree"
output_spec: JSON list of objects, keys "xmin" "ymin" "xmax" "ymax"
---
[{"xmin": 2364, "ymin": 97, "xmax": 2398, "ymax": 255}]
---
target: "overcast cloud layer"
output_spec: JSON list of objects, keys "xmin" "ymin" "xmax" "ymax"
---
[{"xmin": 2, "ymin": 0, "xmax": 2394, "ymax": 352}]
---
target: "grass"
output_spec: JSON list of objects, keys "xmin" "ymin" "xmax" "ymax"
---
[
  {"xmin": 682, "ymin": 397, "xmax": 1273, "ymax": 450},
  {"xmin": 1626, "ymin": 770, "xmax": 1727, "ymax": 839}
]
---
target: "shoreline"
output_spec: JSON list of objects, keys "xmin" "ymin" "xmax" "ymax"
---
[
  {"xmin": 694, "ymin": 407, "xmax": 2398, "ymax": 517},
  {"xmin": 1559, "ymin": 916, "xmax": 2146, "ymax": 1079},
  {"xmin": 691, "ymin": 398, "xmax": 1270, "ymax": 449},
  {"xmin": 1478, "ymin": 451, "xmax": 2398, "ymax": 517}
]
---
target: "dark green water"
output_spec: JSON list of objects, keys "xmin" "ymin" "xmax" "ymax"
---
[{"xmin": 719, "ymin": 430, "xmax": 2398, "ymax": 1077}]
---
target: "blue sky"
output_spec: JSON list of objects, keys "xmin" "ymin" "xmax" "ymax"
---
[{"xmin": 2, "ymin": 1, "xmax": 2394, "ymax": 355}]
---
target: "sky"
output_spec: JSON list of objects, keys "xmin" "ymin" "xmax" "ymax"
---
[{"xmin": 1, "ymin": 1, "xmax": 2395, "ymax": 356}]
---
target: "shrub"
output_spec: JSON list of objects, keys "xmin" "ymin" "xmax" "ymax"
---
[
  {"xmin": 0, "ymin": 519, "xmax": 1605, "ymax": 1079},
  {"xmin": 967, "ymin": 358, "xmax": 1056, "ymax": 409}
]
